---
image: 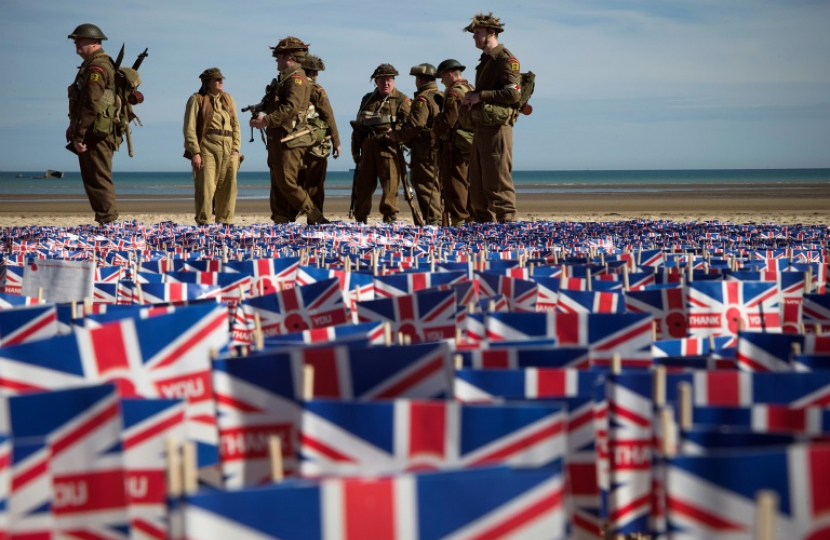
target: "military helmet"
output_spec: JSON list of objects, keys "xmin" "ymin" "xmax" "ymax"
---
[
  {"xmin": 371, "ymin": 63, "xmax": 399, "ymax": 80},
  {"xmin": 463, "ymin": 12, "xmax": 505, "ymax": 33},
  {"xmin": 436, "ymin": 59, "xmax": 466, "ymax": 75},
  {"xmin": 302, "ymin": 54, "xmax": 325, "ymax": 72},
  {"xmin": 271, "ymin": 36, "xmax": 309, "ymax": 62},
  {"xmin": 409, "ymin": 63, "xmax": 437, "ymax": 78},
  {"xmin": 68, "ymin": 23, "xmax": 108, "ymax": 41},
  {"xmin": 199, "ymin": 67, "xmax": 225, "ymax": 81}
]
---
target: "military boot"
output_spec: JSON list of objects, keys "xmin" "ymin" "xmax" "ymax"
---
[{"xmin": 306, "ymin": 207, "xmax": 330, "ymax": 225}]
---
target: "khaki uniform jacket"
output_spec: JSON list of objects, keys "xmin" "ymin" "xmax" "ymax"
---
[
  {"xmin": 351, "ymin": 88, "xmax": 412, "ymax": 158},
  {"xmin": 183, "ymin": 91, "xmax": 241, "ymax": 158},
  {"xmin": 68, "ymin": 49, "xmax": 115, "ymax": 143},
  {"xmin": 432, "ymin": 78, "xmax": 474, "ymax": 139},
  {"xmin": 396, "ymin": 82, "xmax": 442, "ymax": 145},
  {"xmin": 474, "ymin": 44, "xmax": 521, "ymax": 107},
  {"xmin": 263, "ymin": 65, "xmax": 312, "ymax": 134},
  {"xmin": 310, "ymin": 82, "xmax": 341, "ymax": 149}
]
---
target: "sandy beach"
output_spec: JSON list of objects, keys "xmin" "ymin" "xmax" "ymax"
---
[{"xmin": 2, "ymin": 182, "xmax": 829, "ymax": 227}]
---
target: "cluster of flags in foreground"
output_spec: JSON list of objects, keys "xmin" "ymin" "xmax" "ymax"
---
[{"xmin": 0, "ymin": 219, "xmax": 829, "ymax": 539}]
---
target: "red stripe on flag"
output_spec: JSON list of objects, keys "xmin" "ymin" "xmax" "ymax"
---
[
  {"xmin": 411, "ymin": 273, "xmax": 427, "ymax": 292},
  {"xmin": 3, "ymin": 311, "xmax": 56, "ymax": 346},
  {"xmin": 90, "ymin": 324, "xmax": 130, "ymax": 376},
  {"xmin": 12, "ymin": 456, "xmax": 47, "ymax": 491},
  {"xmin": 281, "ymin": 288, "xmax": 301, "ymax": 313},
  {"xmin": 536, "ymin": 370, "xmax": 568, "ymax": 397},
  {"xmin": 466, "ymin": 487, "xmax": 564, "ymax": 540},
  {"xmin": 300, "ymin": 434, "xmax": 355, "ymax": 463},
  {"xmin": 810, "ymin": 446, "xmax": 830, "ymax": 516},
  {"xmin": 471, "ymin": 420, "xmax": 564, "ymax": 465},
  {"xmin": 608, "ymin": 401, "xmax": 651, "ymax": 427},
  {"xmin": 51, "ymin": 402, "xmax": 119, "ymax": 457},
  {"xmin": 344, "ymin": 478, "xmax": 396, "ymax": 540},
  {"xmin": 482, "ymin": 350, "xmax": 510, "ymax": 369},
  {"xmin": 304, "ymin": 348, "xmax": 342, "ymax": 398},
  {"xmin": 52, "ymin": 469, "xmax": 128, "ymax": 514},
  {"xmin": 0, "ymin": 376, "xmax": 44, "ymax": 393},
  {"xmin": 123, "ymin": 411, "xmax": 186, "ymax": 450},
  {"xmin": 215, "ymin": 393, "xmax": 263, "ymax": 413},
  {"xmin": 408, "ymin": 402, "xmax": 446, "ymax": 461},
  {"xmin": 132, "ymin": 518, "xmax": 168, "ymax": 540},
  {"xmin": 255, "ymin": 259, "xmax": 272, "ymax": 277},
  {"xmin": 666, "ymin": 497, "xmax": 746, "ymax": 531},
  {"xmin": 707, "ymin": 372, "xmax": 742, "ymax": 406},
  {"xmin": 374, "ymin": 357, "xmax": 443, "ymax": 399},
  {"xmin": 397, "ymin": 295, "xmax": 416, "ymax": 322},
  {"xmin": 150, "ymin": 313, "xmax": 226, "ymax": 370},
  {"xmin": 308, "ymin": 327, "xmax": 331, "ymax": 343}
]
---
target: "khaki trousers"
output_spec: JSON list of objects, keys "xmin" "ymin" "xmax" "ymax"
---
[
  {"xmin": 410, "ymin": 143, "xmax": 443, "ymax": 225},
  {"xmin": 267, "ymin": 134, "xmax": 313, "ymax": 223},
  {"xmin": 78, "ymin": 134, "xmax": 118, "ymax": 224},
  {"xmin": 353, "ymin": 138, "xmax": 400, "ymax": 223},
  {"xmin": 440, "ymin": 140, "xmax": 471, "ymax": 226},
  {"xmin": 468, "ymin": 124, "xmax": 516, "ymax": 223},
  {"xmin": 193, "ymin": 135, "xmax": 238, "ymax": 224}
]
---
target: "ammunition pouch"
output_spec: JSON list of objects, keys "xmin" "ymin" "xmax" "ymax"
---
[
  {"xmin": 470, "ymin": 103, "xmax": 515, "ymax": 128},
  {"xmin": 306, "ymin": 116, "xmax": 331, "ymax": 158},
  {"xmin": 92, "ymin": 88, "xmax": 117, "ymax": 137},
  {"xmin": 356, "ymin": 111, "xmax": 396, "ymax": 129},
  {"xmin": 453, "ymin": 128, "xmax": 474, "ymax": 155},
  {"xmin": 284, "ymin": 125, "xmax": 315, "ymax": 149}
]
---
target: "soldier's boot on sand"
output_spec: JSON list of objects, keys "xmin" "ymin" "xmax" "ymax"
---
[{"xmin": 306, "ymin": 207, "xmax": 330, "ymax": 225}]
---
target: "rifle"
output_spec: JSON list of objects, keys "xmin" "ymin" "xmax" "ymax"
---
[
  {"xmin": 132, "ymin": 48, "xmax": 148, "ymax": 70},
  {"xmin": 437, "ymin": 139, "xmax": 449, "ymax": 227},
  {"xmin": 348, "ymin": 161, "xmax": 359, "ymax": 220},
  {"xmin": 124, "ymin": 48, "xmax": 148, "ymax": 158},
  {"xmin": 390, "ymin": 117, "xmax": 425, "ymax": 226}
]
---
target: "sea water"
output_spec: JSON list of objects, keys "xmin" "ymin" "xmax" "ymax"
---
[{"xmin": 1, "ymin": 169, "xmax": 828, "ymax": 202}]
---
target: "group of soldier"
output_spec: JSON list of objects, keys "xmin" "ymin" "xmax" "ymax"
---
[{"xmin": 66, "ymin": 12, "xmax": 522, "ymax": 227}]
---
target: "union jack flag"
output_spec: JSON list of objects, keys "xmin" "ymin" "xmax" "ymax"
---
[
  {"xmin": 691, "ymin": 404, "xmax": 830, "ymax": 435},
  {"xmin": 300, "ymin": 399, "xmax": 566, "ymax": 477},
  {"xmin": 163, "ymin": 270, "xmax": 252, "ymax": 303},
  {"xmin": 666, "ymin": 443, "xmax": 830, "ymax": 539},
  {"xmin": 0, "ymin": 305, "xmax": 57, "ymax": 347},
  {"xmin": 557, "ymin": 289, "xmax": 624, "ymax": 314},
  {"xmin": 625, "ymin": 287, "xmax": 688, "ymax": 340},
  {"xmin": 225, "ymin": 257, "xmax": 300, "ymax": 295},
  {"xmin": 803, "ymin": 293, "xmax": 830, "ymax": 326},
  {"xmin": 7, "ymin": 439, "xmax": 53, "ymax": 538},
  {"xmin": 374, "ymin": 270, "xmax": 467, "ymax": 298},
  {"xmin": 736, "ymin": 331, "xmax": 804, "ymax": 372},
  {"xmin": 454, "ymin": 368, "xmax": 603, "ymax": 402},
  {"xmin": 665, "ymin": 371, "xmax": 830, "ymax": 408},
  {"xmin": 136, "ymin": 282, "xmax": 221, "ymax": 304},
  {"xmin": 184, "ymin": 466, "xmax": 566, "ymax": 540},
  {"xmin": 8, "ymin": 384, "xmax": 130, "ymax": 540},
  {"xmin": 477, "ymin": 272, "xmax": 539, "ymax": 312},
  {"xmin": 356, "ymin": 288, "xmax": 457, "ymax": 343},
  {"xmin": 0, "ymin": 291, "xmax": 43, "ymax": 310},
  {"xmin": 534, "ymin": 275, "xmax": 559, "ymax": 312},
  {"xmin": 295, "ymin": 266, "xmax": 375, "ymax": 312},
  {"xmin": 687, "ymin": 281, "xmax": 782, "ymax": 336},
  {"xmin": 262, "ymin": 320, "xmax": 386, "ymax": 347},
  {"xmin": 454, "ymin": 345, "xmax": 590, "ymax": 370}
]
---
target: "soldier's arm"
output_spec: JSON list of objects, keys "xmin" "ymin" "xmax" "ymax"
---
[
  {"xmin": 395, "ymin": 96, "xmax": 428, "ymax": 144},
  {"xmin": 432, "ymin": 90, "xmax": 461, "ymax": 138},
  {"xmin": 227, "ymin": 94, "xmax": 241, "ymax": 153},
  {"xmin": 480, "ymin": 56, "xmax": 521, "ymax": 106},
  {"xmin": 183, "ymin": 94, "xmax": 202, "ymax": 157},
  {"xmin": 315, "ymin": 86, "xmax": 341, "ymax": 148},
  {"xmin": 264, "ymin": 74, "xmax": 307, "ymax": 128},
  {"xmin": 73, "ymin": 62, "xmax": 108, "ymax": 141}
]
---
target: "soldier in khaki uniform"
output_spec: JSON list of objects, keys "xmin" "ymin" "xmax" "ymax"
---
[
  {"xmin": 391, "ymin": 64, "xmax": 443, "ymax": 226},
  {"xmin": 463, "ymin": 13, "xmax": 522, "ymax": 223},
  {"xmin": 66, "ymin": 23, "xmax": 119, "ymax": 225},
  {"xmin": 432, "ymin": 59, "xmax": 475, "ymax": 226},
  {"xmin": 250, "ymin": 37, "xmax": 328, "ymax": 224},
  {"xmin": 291, "ymin": 54, "xmax": 341, "ymax": 221},
  {"xmin": 183, "ymin": 68, "xmax": 241, "ymax": 225},
  {"xmin": 350, "ymin": 64, "xmax": 411, "ymax": 224}
]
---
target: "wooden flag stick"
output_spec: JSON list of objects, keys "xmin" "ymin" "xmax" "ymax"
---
[
  {"xmin": 678, "ymin": 381, "xmax": 693, "ymax": 431},
  {"xmin": 253, "ymin": 312, "xmax": 264, "ymax": 351},
  {"xmin": 303, "ymin": 364, "xmax": 315, "ymax": 401},
  {"xmin": 183, "ymin": 440, "xmax": 198, "ymax": 495},
  {"xmin": 660, "ymin": 405, "xmax": 677, "ymax": 458},
  {"xmin": 384, "ymin": 322, "xmax": 392, "ymax": 345},
  {"xmin": 269, "ymin": 435, "xmax": 284, "ymax": 483},
  {"xmin": 653, "ymin": 365, "xmax": 667, "ymax": 407},
  {"xmin": 611, "ymin": 352, "xmax": 622, "ymax": 375},
  {"xmin": 453, "ymin": 353, "xmax": 463, "ymax": 370},
  {"xmin": 165, "ymin": 438, "xmax": 182, "ymax": 499},
  {"xmin": 755, "ymin": 490, "xmax": 779, "ymax": 540},
  {"xmin": 83, "ymin": 297, "xmax": 93, "ymax": 316},
  {"xmin": 586, "ymin": 268, "xmax": 592, "ymax": 292}
]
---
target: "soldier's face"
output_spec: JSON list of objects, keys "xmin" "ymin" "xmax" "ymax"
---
[
  {"xmin": 207, "ymin": 78, "xmax": 223, "ymax": 95},
  {"xmin": 440, "ymin": 72, "xmax": 453, "ymax": 88},
  {"xmin": 472, "ymin": 28, "xmax": 489, "ymax": 49},
  {"xmin": 276, "ymin": 53, "xmax": 293, "ymax": 71},
  {"xmin": 375, "ymin": 76, "xmax": 395, "ymax": 96},
  {"xmin": 73, "ymin": 37, "xmax": 98, "ymax": 58}
]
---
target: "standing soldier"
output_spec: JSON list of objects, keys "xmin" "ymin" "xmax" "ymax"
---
[
  {"xmin": 391, "ymin": 64, "xmax": 443, "ymax": 226},
  {"xmin": 250, "ymin": 37, "xmax": 328, "ymax": 224},
  {"xmin": 463, "ymin": 12, "xmax": 522, "ymax": 223},
  {"xmin": 66, "ymin": 23, "xmax": 120, "ymax": 225},
  {"xmin": 432, "ymin": 59, "xmax": 475, "ymax": 226},
  {"xmin": 183, "ymin": 68, "xmax": 241, "ymax": 225},
  {"xmin": 350, "ymin": 64, "xmax": 411, "ymax": 224},
  {"xmin": 292, "ymin": 54, "xmax": 341, "ymax": 220}
]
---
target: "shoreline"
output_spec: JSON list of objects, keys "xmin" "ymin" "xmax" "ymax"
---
[{"xmin": 2, "ymin": 184, "xmax": 829, "ymax": 227}]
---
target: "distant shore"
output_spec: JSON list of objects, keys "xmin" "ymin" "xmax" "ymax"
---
[{"xmin": 1, "ymin": 183, "xmax": 829, "ymax": 227}]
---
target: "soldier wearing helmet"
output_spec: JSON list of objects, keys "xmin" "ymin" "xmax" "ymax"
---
[
  {"xmin": 183, "ymin": 68, "xmax": 241, "ymax": 225},
  {"xmin": 350, "ymin": 64, "xmax": 412, "ymax": 224},
  {"xmin": 66, "ymin": 23, "xmax": 120, "ymax": 225},
  {"xmin": 250, "ymin": 37, "xmax": 329, "ymax": 224},
  {"xmin": 389, "ymin": 63, "xmax": 444, "ymax": 225},
  {"xmin": 432, "ymin": 59, "xmax": 475, "ymax": 226},
  {"xmin": 291, "ymin": 54, "xmax": 341, "ymax": 221},
  {"xmin": 462, "ymin": 12, "xmax": 522, "ymax": 223}
]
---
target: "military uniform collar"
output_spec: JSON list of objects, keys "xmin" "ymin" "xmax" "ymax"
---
[
  {"xmin": 279, "ymin": 65, "xmax": 304, "ymax": 78},
  {"xmin": 416, "ymin": 81, "xmax": 439, "ymax": 95},
  {"xmin": 480, "ymin": 43, "xmax": 505, "ymax": 61},
  {"xmin": 84, "ymin": 48, "xmax": 109, "ymax": 65}
]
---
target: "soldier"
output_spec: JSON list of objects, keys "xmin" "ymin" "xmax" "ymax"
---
[
  {"xmin": 183, "ymin": 68, "xmax": 241, "ymax": 225},
  {"xmin": 250, "ymin": 37, "xmax": 328, "ymax": 224},
  {"xmin": 350, "ymin": 64, "xmax": 411, "ymax": 224},
  {"xmin": 66, "ymin": 23, "xmax": 119, "ymax": 225},
  {"xmin": 391, "ymin": 64, "xmax": 443, "ymax": 226},
  {"xmin": 463, "ymin": 12, "xmax": 522, "ymax": 223},
  {"xmin": 290, "ymin": 54, "xmax": 341, "ymax": 221},
  {"xmin": 432, "ymin": 59, "xmax": 475, "ymax": 226}
]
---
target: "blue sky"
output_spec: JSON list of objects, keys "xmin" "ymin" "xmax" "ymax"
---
[{"xmin": 1, "ymin": 0, "xmax": 829, "ymax": 172}]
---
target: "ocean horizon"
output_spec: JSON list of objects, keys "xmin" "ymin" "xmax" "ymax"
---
[{"xmin": 2, "ymin": 168, "xmax": 828, "ymax": 202}]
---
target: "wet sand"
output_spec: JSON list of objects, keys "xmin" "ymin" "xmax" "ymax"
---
[{"xmin": 2, "ymin": 182, "xmax": 829, "ymax": 227}]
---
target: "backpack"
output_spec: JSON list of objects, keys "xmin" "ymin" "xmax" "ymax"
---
[
  {"xmin": 517, "ymin": 71, "xmax": 536, "ymax": 117},
  {"xmin": 113, "ymin": 66, "xmax": 144, "ymax": 156}
]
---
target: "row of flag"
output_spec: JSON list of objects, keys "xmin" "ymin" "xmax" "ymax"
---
[{"xmin": 0, "ymin": 219, "xmax": 828, "ymax": 539}]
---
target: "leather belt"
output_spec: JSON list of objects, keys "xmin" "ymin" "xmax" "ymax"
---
[{"xmin": 206, "ymin": 128, "xmax": 233, "ymax": 137}]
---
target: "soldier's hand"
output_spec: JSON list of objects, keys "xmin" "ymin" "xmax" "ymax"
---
[
  {"xmin": 250, "ymin": 114, "xmax": 267, "ymax": 129},
  {"xmin": 191, "ymin": 154, "xmax": 203, "ymax": 170},
  {"xmin": 464, "ymin": 92, "xmax": 481, "ymax": 108},
  {"xmin": 333, "ymin": 146, "xmax": 341, "ymax": 159},
  {"xmin": 352, "ymin": 153, "xmax": 360, "ymax": 165},
  {"xmin": 73, "ymin": 140, "xmax": 87, "ymax": 154}
]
